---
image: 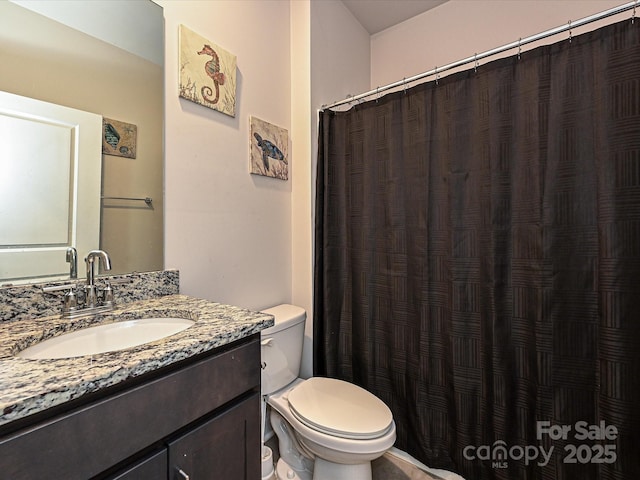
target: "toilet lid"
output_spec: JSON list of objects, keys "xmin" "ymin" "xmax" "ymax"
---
[{"xmin": 287, "ymin": 377, "xmax": 393, "ymax": 440}]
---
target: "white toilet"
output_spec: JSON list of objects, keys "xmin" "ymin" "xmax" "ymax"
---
[{"xmin": 260, "ymin": 304, "xmax": 396, "ymax": 480}]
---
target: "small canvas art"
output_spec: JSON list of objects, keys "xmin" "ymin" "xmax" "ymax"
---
[
  {"xmin": 102, "ymin": 117, "xmax": 137, "ymax": 158},
  {"xmin": 179, "ymin": 25, "xmax": 237, "ymax": 117},
  {"xmin": 250, "ymin": 116, "xmax": 289, "ymax": 180}
]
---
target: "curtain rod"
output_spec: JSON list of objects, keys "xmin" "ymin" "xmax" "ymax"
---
[{"xmin": 321, "ymin": 1, "xmax": 637, "ymax": 111}]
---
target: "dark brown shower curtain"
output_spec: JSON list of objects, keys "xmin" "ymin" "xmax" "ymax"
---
[{"xmin": 314, "ymin": 19, "xmax": 640, "ymax": 480}]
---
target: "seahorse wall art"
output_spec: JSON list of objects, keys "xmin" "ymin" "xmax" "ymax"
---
[
  {"xmin": 250, "ymin": 116, "xmax": 289, "ymax": 180},
  {"xmin": 178, "ymin": 25, "xmax": 237, "ymax": 117}
]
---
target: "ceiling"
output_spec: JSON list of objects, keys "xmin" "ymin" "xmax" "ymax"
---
[{"xmin": 342, "ymin": 0, "xmax": 449, "ymax": 35}]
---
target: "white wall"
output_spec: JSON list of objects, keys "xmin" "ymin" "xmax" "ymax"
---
[
  {"xmin": 157, "ymin": 0, "xmax": 368, "ymax": 376},
  {"xmin": 371, "ymin": 0, "xmax": 627, "ymax": 88},
  {"xmin": 305, "ymin": 0, "xmax": 371, "ymax": 376},
  {"xmin": 311, "ymin": 0, "xmax": 371, "ymax": 112},
  {"xmin": 291, "ymin": 0, "xmax": 314, "ymax": 377},
  {"xmin": 160, "ymin": 0, "xmax": 292, "ymax": 311}
]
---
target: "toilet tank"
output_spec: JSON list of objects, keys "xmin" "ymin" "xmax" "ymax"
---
[{"xmin": 260, "ymin": 304, "xmax": 306, "ymax": 395}]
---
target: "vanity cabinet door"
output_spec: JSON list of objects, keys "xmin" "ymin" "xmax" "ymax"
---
[
  {"xmin": 168, "ymin": 393, "xmax": 260, "ymax": 480},
  {"xmin": 106, "ymin": 449, "xmax": 167, "ymax": 480}
]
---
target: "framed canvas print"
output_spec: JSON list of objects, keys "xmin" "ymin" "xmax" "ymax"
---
[
  {"xmin": 250, "ymin": 116, "xmax": 288, "ymax": 180},
  {"xmin": 102, "ymin": 117, "xmax": 137, "ymax": 158},
  {"xmin": 179, "ymin": 25, "xmax": 237, "ymax": 117}
]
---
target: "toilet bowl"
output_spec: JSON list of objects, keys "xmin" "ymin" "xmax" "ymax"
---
[
  {"xmin": 269, "ymin": 378, "xmax": 396, "ymax": 478},
  {"xmin": 260, "ymin": 304, "xmax": 396, "ymax": 480}
]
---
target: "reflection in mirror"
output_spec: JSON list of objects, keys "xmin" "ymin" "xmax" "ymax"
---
[
  {"xmin": 0, "ymin": 0, "xmax": 164, "ymax": 285},
  {"xmin": 0, "ymin": 91, "xmax": 102, "ymax": 284}
]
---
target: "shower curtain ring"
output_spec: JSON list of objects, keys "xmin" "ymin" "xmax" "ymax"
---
[
  {"xmin": 435, "ymin": 66, "xmax": 439, "ymax": 85},
  {"xmin": 633, "ymin": 0, "xmax": 637, "ymax": 24},
  {"xmin": 518, "ymin": 38, "xmax": 522, "ymax": 59},
  {"xmin": 403, "ymin": 77, "xmax": 407, "ymax": 94},
  {"xmin": 568, "ymin": 20, "xmax": 572, "ymax": 43},
  {"xmin": 376, "ymin": 86, "xmax": 380, "ymax": 102},
  {"xmin": 474, "ymin": 53, "xmax": 478, "ymax": 72}
]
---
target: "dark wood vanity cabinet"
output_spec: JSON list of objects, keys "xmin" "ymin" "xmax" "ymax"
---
[{"xmin": 0, "ymin": 335, "xmax": 261, "ymax": 480}]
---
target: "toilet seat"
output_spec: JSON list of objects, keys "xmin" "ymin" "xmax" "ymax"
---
[{"xmin": 287, "ymin": 377, "xmax": 393, "ymax": 440}]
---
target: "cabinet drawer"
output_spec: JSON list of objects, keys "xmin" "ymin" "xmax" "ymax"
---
[{"xmin": 0, "ymin": 336, "xmax": 259, "ymax": 479}]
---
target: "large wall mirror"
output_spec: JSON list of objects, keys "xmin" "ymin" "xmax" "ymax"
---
[{"xmin": 0, "ymin": 0, "xmax": 164, "ymax": 285}]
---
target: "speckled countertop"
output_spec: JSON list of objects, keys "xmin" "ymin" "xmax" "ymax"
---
[{"xmin": 0, "ymin": 294, "xmax": 274, "ymax": 428}]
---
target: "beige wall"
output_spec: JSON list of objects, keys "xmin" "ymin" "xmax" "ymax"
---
[{"xmin": 0, "ymin": 1, "xmax": 163, "ymax": 276}]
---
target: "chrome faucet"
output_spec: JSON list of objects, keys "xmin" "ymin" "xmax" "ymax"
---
[
  {"xmin": 43, "ymin": 249, "xmax": 130, "ymax": 319},
  {"xmin": 42, "ymin": 247, "xmax": 124, "ymax": 318},
  {"xmin": 85, "ymin": 250, "xmax": 112, "ymax": 308},
  {"xmin": 66, "ymin": 247, "xmax": 78, "ymax": 279}
]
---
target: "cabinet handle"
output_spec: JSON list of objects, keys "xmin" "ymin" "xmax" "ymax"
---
[{"xmin": 177, "ymin": 468, "xmax": 190, "ymax": 480}]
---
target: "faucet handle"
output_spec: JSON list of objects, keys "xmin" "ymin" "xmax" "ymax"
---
[
  {"xmin": 102, "ymin": 282, "xmax": 114, "ymax": 306},
  {"xmin": 42, "ymin": 283, "xmax": 80, "ymax": 315},
  {"xmin": 63, "ymin": 288, "xmax": 79, "ymax": 314},
  {"xmin": 42, "ymin": 283, "xmax": 78, "ymax": 293}
]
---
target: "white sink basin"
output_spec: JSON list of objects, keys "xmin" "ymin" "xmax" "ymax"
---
[{"xmin": 17, "ymin": 317, "xmax": 195, "ymax": 359}]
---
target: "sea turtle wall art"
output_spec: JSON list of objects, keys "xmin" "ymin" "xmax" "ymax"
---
[
  {"xmin": 250, "ymin": 116, "xmax": 289, "ymax": 180},
  {"xmin": 179, "ymin": 25, "xmax": 237, "ymax": 117},
  {"xmin": 102, "ymin": 117, "xmax": 137, "ymax": 158}
]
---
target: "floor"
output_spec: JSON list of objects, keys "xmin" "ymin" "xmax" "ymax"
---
[{"xmin": 372, "ymin": 452, "xmax": 447, "ymax": 480}]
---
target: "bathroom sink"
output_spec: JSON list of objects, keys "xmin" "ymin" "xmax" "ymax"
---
[{"xmin": 17, "ymin": 317, "xmax": 195, "ymax": 359}]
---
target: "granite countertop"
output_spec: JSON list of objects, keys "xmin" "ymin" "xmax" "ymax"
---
[{"xmin": 0, "ymin": 294, "xmax": 274, "ymax": 428}]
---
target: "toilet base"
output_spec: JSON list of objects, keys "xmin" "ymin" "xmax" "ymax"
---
[
  {"xmin": 275, "ymin": 452, "xmax": 374, "ymax": 480},
  {"xmin": 276, "ymin": 458, "xmax": 311, "ymax": 480},
  {"xmin": 313, "ymin": 457, "xmax": 372, "ymax": 480}
]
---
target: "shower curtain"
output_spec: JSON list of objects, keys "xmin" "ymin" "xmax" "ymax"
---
[{"xmin": 314, "ymin": 19, "xmax": 640, "ymax": 480}]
